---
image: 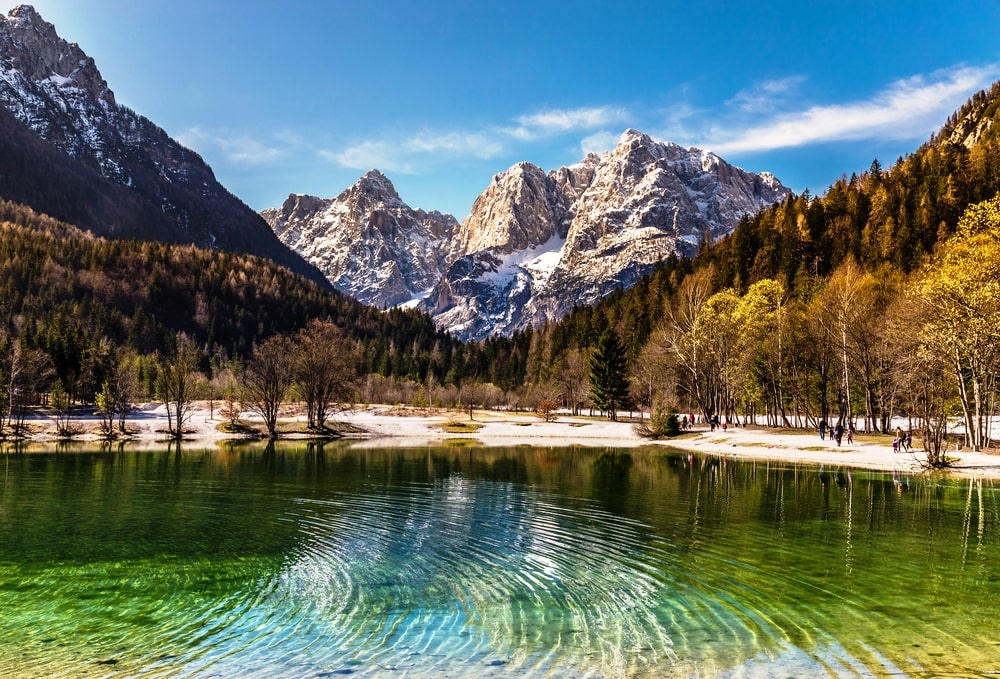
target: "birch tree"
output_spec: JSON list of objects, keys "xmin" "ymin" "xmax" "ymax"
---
[{"xmin": 658, "ymin": 267, "xmax": 718, "ymax": 419}]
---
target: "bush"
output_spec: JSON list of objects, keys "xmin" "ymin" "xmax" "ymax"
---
[
  {"xmin": 534, "ymin": 399, "xmax": 558, "ymax": 422},
  {"xmin": 634, "ymin": 408, "xmax": 681, "ymax": 439}
]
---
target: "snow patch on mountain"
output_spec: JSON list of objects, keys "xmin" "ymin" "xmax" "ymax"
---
[{"xmin": 414, "ymin": 129, "xmax": 790, "ymax": 341}]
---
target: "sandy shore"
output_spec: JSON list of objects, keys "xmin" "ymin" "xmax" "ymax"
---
[
  {"xmin": 340, "ymin": 406, "xmax": 1000, "ymax": 479},
  {"xmin": 10, "ymin": 403, "xmax": 1000, "ymax": 479}
]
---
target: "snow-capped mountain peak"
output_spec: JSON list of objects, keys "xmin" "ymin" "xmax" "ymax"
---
[
  {"xmin": 420, "ymin": 129, "xmax": 790, "ymax": 340},
  {"xmin": 261, "ymin": 173, "xmax": 459, "ymax": 308},
  {"xmin": 0, "ymin": 5, "xmax": 324, "ymax": 283},
  {"xmin": 264, "ymin": 129, "xmax": 790, "ymax": 341}
]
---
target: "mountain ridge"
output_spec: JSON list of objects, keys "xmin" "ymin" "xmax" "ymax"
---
[
  {"xmin": 262, "ymin": 169, "xmax": 459, "ymax": 308},
  {"xmin": 267, "ymin": 129, "xmax": 790, "ymax": 341}
]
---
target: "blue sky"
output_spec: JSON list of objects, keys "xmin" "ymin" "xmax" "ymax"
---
[{"xmin": 20, "ymin": 1, "xmax": 1000, "ymax": 218}]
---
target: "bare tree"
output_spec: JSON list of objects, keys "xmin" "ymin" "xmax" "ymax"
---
[
  {"xmin": 460, "ymin": 381, "xmax": 502, "ymax": 420},
  {"xmin": 50, "ymin": 379, "xmax": 75, "ymax": 437},
  {"xmin": 534, "ymin": 399, "xmax": 558, "ymax": 422},
  {"xmin": 558, "ymin": 349, "xmax": 589, "ymax": 416},
  {"xmin": 5, "ymin": 344, "xmax": 55, "ymax": 434},
  {"xmin": 218, "ymin": 390, "xmax": 242, "ymax": 429},
  {"xmin": 95, "ymin": 381, "xmax": 117, "ymax": 437},
  {"xmin": 241, "ymin": 334, "xmax": 295, "ymax": 439},
  {"xmin": 292, "ymin": 320, "xmax": 358, "ymax": 430},
  {"xmin": 891, "ymin": 317, "xmax": 955, "ymax": 467},
  {"xmin": 159, "ymin": 333, "xmax": 202, "ymax": 439},
  {"xmin": 111, "ymin": 351, "xmax": 137, "ymax": 434}
]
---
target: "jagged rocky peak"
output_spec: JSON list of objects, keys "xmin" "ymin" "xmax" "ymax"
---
[
  {"xmin": 0, "ymin": 4, "xmax": 142, "ymax": 175},
  {"xmin": 261, "ymin": 172, "xmax": 459, "ymax": 308},
  {"xmin": 567, "ymin": 128, "xmax": 790, "ymax": 251},
  {"xmin": 418, "ymin": 128, "xmax": 791, "ymax": 341},
  {"xmin": 265, "ymin": 193, "xmax": 325, "ymax": 235},
  {"xmin": 345, "ymin": 168, "xmax": 403, "ymax": 205},
  {"xmin": 0, "ymin": 5, "xmax": 113, "ymax": 105},
  {"xmin": 549, "ymin": 152, "xmax": 600, "ymax": 203},
  {"xmin": 451, "ymin": 161, "xmax": 566, "ymax": 258}
]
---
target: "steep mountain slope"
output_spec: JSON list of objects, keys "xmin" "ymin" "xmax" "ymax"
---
[
  {"xmin": 262, "ymin": 171, "xmax": 459, "ymax": 308},
  {"xmin": 425, "ymin": 130, "xmax": 789, "ymax": 340},
  {"xmin": 0, "ymin": 5, "xmax": 325, "ymax": 284}
]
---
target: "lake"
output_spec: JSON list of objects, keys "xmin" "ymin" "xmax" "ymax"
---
[{"xmin": 0, "ymin": 442, "xmax": 997, "ymax": 677}]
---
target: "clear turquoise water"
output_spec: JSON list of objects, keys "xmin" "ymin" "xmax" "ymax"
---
[{"xmin": 0, "ymin": 443, "xmax": 998, "ymax": 677}]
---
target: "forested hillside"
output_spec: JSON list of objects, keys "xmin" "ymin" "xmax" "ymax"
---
[
  {"xmin": 708, "ymin": 81, "xmax": 1000, "ymax": 289},
  {"xmin": 0, "ymin": 200, "xmax": 469, "ymax": 404}
]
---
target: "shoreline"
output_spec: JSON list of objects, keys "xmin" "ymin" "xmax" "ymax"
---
[{"xmin": 6, "ymin": 403, "xmax": 1000, "ymax": 479}]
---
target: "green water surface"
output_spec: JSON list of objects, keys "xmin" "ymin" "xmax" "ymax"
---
[{"xmin": 0, "ymin": 442, "xmax": 997, "ymax": 677}]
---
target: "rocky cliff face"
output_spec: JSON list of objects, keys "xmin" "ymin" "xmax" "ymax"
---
[
  {"xmin": 421, "ymin": 130, "xmax": 789, "ymax": 340},
  {"xmin": 0, "ymin": 5, "xmax": 325, "ymax": 283},
  {"xmin": 261, "ymin": 171, "xmax": 458, "ymax": 308}
]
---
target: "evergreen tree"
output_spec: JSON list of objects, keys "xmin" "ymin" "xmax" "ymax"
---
[{"xmin": 589, "ymin": 331, "xmax": 631, "ymax": 421}]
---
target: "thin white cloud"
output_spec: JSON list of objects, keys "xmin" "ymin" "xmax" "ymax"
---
[
  {"xmin": 328, "ymin": 132, "xmax": 502, "ymax": 173},
  {"xmin": 177, "ymin": 127, "xmax": 284, "ymax": 164},
  {"xmin": 648, "ymin": 101, "xmax": 701, "ymax": 146},
  {"xmin": 402, "ymin": 131, "xmax": 503, "ymax": 159},
  {"xmin": 726, "ymin": 76, "xmax": 807, "ymax": 114},
  {"xmin": 508, "ymin": 106, "xmax": 630, "ymax": 140},
  {"xmin": 326, "ymin": 105, "xmax": 630, "ymax": 171},
  {"xmin": 710, "ymin": 65, "xmax": 998, "ymax": 154},
  {"xmin": 580, "ymin": 130, "xmax": 620, "ymax": 156},
  {"xmin": 322, "ymin": 141, "xmax": 414, "ymax": 174}
]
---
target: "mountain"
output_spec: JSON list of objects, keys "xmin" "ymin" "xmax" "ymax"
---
[
  {"xmin": 0, "ymin": 5, "xmax": 325, "ymax": 284},
  {"xmin": 261, "ymin": 170, "xmax": 458, "ymax": 308},
  {"xmin": 266, "ymin": 129, "xmax": 788, "ymax": 341},
  {"xmin": 426, "ymin": 130, "xmax": 788, "ymax": 340}
]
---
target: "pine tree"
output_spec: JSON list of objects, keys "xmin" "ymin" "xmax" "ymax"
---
[{"xmin": 589, "ymin": 331, "xmax": 631, "ymax": 421}]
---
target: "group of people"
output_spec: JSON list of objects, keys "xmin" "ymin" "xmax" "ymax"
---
[
  {"xmin": 819, "ymin": 420, "xmax": 914, "ymax": 452},
  {"xmin": 893, "ymin": 426, "xmax": 913, "ymax": 453},
  {"xmin": 818, "ymin": 419, "xmax": 853, "ymax": 446}
]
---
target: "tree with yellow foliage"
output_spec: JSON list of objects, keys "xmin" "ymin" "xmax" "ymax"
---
[{"xmin": 913, "ymin": 194, "xmax": 1000, "ymax": 452}]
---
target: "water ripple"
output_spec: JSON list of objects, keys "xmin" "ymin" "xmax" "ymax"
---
[{"xmin": 169, "ymin": 477, "xmax": 796, "ymax": 678}]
